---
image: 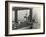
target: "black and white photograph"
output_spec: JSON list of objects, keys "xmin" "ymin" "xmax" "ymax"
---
[
  {"xmin": 12, "ymin": 7, "xmax": 40, "ymax": 30},
  {"xmin": 5, "ymin": 1, "xmax": 45, "ymax": 36}
]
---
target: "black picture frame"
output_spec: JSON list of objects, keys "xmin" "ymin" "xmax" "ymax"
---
[{"xmin": 5, "ymin": 1, "xmax": 45, "ymax": 36}]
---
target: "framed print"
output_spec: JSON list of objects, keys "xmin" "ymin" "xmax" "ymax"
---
[{"xmin": 5, "ymin": 1, "xmax": 45, "ymax": 36}]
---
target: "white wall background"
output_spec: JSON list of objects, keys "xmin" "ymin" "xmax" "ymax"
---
[{"xmin": 0, "ymin": 0, "xmax": 46, "ymax": 37}]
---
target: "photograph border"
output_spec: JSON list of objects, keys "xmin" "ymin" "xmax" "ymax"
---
[{"xmin": 5, "ymin": 1, "xmax": 45, "ymax": 36}]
